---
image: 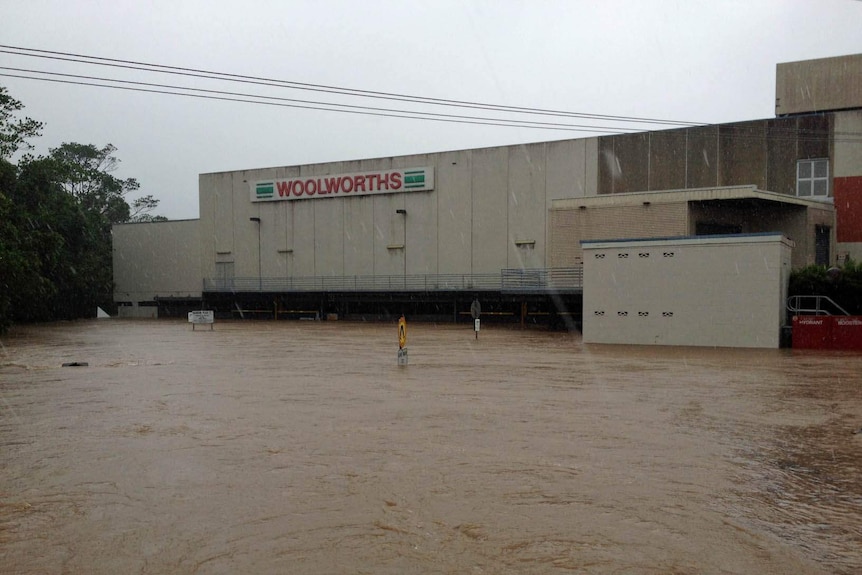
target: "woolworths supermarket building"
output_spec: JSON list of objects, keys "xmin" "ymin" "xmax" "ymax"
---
[{"xmin": 113, "ymin": 54, "xmax": 862, "ymax": 339}]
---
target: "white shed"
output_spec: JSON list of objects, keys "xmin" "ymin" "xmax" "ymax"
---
[{"xmin": 582, "ymin": 234, "xmax": 794, "ymax": 348}]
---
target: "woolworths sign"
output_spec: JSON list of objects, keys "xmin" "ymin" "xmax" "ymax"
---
[{"xmin": 251, "ymin": 167, "xmax": 434, "ymax": 202}]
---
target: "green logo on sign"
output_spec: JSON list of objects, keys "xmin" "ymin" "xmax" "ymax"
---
[
  {"xmin": 256, "ymin": 182, "xmax": 274, "ymax": 199},
  {"xmin": 403, "ymin": 170, "xmax": 425, "ymax": 189}
]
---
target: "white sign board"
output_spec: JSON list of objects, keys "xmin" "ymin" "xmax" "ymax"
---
[
  {"xmin": 188, "ymin": 310, "xmax": 214, "ymax": 330},
  {"xmin": 251, "ymin": 167, "xmax": 434, "ymax": 202}
]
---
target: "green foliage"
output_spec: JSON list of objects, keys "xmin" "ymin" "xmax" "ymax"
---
[
  {"xmin": 0, "ymin": 161, "xmax": 41, "ymax": 331},
  {"xmin": 130, "ymin": 194, "xmax": 168, "ymax": 222},
  {"xmin": 0, "ymin": 85, "xmax": 164, "ymax": 332},
  {"xmin": 7, "ymin": 157, "xmax": 105, "ymax": 321},
  {"xmin": 789, "ymin": 260, "xmax": 862, "ymax": 315},
  {"xmin": 49, "ymin": 142, "xmax": 140, "ymax": 224},
  {"xmin": 0, "ymin": 86, "xmax": 44, "ymax": 158}
]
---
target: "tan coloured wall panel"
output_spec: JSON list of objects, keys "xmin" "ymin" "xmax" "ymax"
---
[
  {"xmin": 598, "ymin": 133, "xmax": 649, "ymax": 194},
  {"xmin": 766, "ymin": 118, "xmax": 798, "ymax": 196},
  {"xmin": 776, "ymin": 54, "xmax": 862, "ymax": 116},
  {"xmin": 508, "ymin": 143, "xmax": 546, "ymax": 269},
  {"xmin": 342, "ymin": 196, "xmax": 375, "ymax": 277},
  {"xmin": 436, "ymin": 150, "xmax": 473, "ymax": 274},
  {"xmin": 471, "ymin": 147, "xmax": 509, "ymax": 273},
  {"xmin": 797, "ymin": 115, "xmax": 831, "ymax": 161},
  {"xmin": 113, "ymin": 220, "xmax": 202, "ymax": 302},
  {"xmin": 392, "ymin": 154, "xmax": 436, "ymax": 275},
  {"xmin": 545, "ymin": 139, "xmax": 592, "ymax": 200},
  {"xmin": 549, "ymin": 202, "xmax": 689, "ymax": 267},
  {"xmin": 720, "ymin": 122, "xmax": 767, "ymax": 190},
  {"xmin": 685, "ymin": 126, "xmax": 719, "ymax": 189},
  {"xmin": 584, "ymin": 138, "xmax": 599, "ymax": 197},
  {"xmin": 313, "ymin": 193, "xmax": 345, "ymax": 277},
  {"xmin": 649, "ymin": 130, "xmax": 687, "ymax": 191}
]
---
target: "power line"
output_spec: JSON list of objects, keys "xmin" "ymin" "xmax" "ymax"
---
[
  {"xmin": 0, "ymin": 67, "xmax": 630, "ymax": 134},
  {"xmin": 0, "ymin": 72, "xmax": 629, "ymax": 134},
  {"xmin": 0, "ymin": 44, "xmax": 703, "ymax": 127},
  {"xmin": 1, "ymin": 45, "xmax": 859, "ymax": 142},
  {"xmin": 4, "ymin": 71, "xmax": 859, "ymax": 144}
]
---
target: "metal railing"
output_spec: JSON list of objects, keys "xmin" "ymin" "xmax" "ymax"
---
[
  {"xmin": 501, "ymin": 267, "xmax": 583, "ymax": 292},
  {"xmin": 787, "ymin": 295, "xmax": 850, "ymax": 316},
  {"xmin": 203, "ymin": 267, "xmax": 583, "ymax": 294}
]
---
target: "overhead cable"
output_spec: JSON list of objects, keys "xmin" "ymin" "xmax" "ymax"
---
[{"xmin": 0, "ymin": 44, "xmax": 703, "ymax": 127}]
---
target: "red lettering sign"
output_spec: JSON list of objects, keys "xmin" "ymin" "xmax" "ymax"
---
[
  {"xmin": 793, "ymin": 315, "xmax": 862, "ymax": 350},
  {"xmin": 253, "ymin": 167, "xmax": 431, "ymax": 202},
  {"xmin": 325, "ymin": 177, "xmax": 339, "ymax": 194}
]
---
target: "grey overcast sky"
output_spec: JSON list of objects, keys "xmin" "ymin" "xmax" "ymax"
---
[{"xmin": 2, "ymin": 0, "xmax": 862, "ymax": 220}]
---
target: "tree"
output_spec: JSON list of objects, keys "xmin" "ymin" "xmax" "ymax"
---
[
  {"xmin": 0, "ymin": 86, "xmax": 44, "ymax": 159},
  {"xmin": 6, "ymin": 155, "xmax": 112, "ymax": 321},
  {"xmin": 131, "ymin": 195, "xmax": 168, "ymax": 222},
  {"xmin": 0, "ymin": 85, "xmax": 164, "ymax": 332},
  {"xmin": 0, "ymin": 159, "xmax": 47, "ymax": 331},
  {"xmin": 49, "ymin": 142, "xmax": 140, "ymax": 224}
]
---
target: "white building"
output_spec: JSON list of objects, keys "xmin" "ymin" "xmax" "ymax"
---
[{"xmin": 114, "ymin": 54, "xmax": 862, "ymax": 345}]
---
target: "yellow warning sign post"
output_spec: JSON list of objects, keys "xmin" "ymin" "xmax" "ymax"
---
[{"xmin": 397, "ymin": 315, "xmax": 408, "ymax": 365}]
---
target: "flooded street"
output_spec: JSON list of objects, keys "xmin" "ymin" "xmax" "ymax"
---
[{"xmin": 1, "ymin": 319, "xmax": 861, "ymax": 574}]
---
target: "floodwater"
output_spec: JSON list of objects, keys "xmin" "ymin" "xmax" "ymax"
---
[{"xmin": 1, "ymin": 320, "xmax": 860, "ymax": 575}]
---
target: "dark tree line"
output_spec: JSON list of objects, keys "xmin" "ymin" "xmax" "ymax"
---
[{"xmin": 0, "ymin": 85, "xmax": 164, "ymax": 333}]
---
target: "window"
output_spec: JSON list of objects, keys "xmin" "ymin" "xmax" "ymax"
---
[{"xmin": 797, "ymin": 159, "xmax": 829, "ymax": 198}]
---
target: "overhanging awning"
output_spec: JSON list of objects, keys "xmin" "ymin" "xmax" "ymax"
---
[{"xmin": 551, "ymin": 185, "xmax": 835, "ymax": 211}]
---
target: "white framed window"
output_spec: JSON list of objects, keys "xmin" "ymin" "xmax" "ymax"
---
[{"xmin": 797, "ymin": 158, "xmax": 829, "ymax": 198}]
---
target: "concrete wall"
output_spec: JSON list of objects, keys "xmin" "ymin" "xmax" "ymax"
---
[
  {"xmin": 548, "ymin": 202, "xmax": 689, "ymax": 267},
  {"xmin": 549, "ymin": 186, "xmax": 831, "ymax": 271},
  {"xmin": 597, "ymin": 116, "xmax": 831, "ymax": 197},
  {"xmin": 582, "ymin": 234, "xmax": 793, "ymax": 348},
  {"xmin": 687, "ymin": 201, "xmax": 824, "ymax": 269},
  {"xmin": 776, "ymin": 54, "xmax": 862, "ymax": 116},
  {"xmin": 113, "ymin": 219, "xmax": 202, "ymax": 316},
  {"xmin": 119, "ymin": 115, "xmax": 841, "ymax": 309},
  {"xmin": 197, "ymin": 139, "xmax": 600, "ymax": 282},
  {"xmin": 834, "ymin": 110, "xmax": 862, "ymax": 263}
]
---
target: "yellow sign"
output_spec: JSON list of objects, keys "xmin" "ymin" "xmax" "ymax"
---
[{"xmin": 398, "ymin": 316, "xmax": 407, "ymax": 349}]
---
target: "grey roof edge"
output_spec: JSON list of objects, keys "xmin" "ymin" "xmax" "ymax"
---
[
  {"xmin": 581, "ymin": 232, "xmax": 793, "ymax": 246},
  {"xmin": 552, "ymin": 185, "xmax": 835, "ymax": 210}
]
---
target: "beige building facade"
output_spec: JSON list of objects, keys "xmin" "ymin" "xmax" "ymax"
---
[{"xmin": 113, "ymin": 53, "xmax": 862, "ymax": 329}]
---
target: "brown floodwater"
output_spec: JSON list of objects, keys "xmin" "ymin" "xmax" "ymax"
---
[{"xmin": 1, "ymin": 319, "xmax": 860, "ymax": 574}]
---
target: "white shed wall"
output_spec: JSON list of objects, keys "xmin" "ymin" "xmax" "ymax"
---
[{"xmin": 582, "ymin": 235, "xmax": 793, "ymax": 348}]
